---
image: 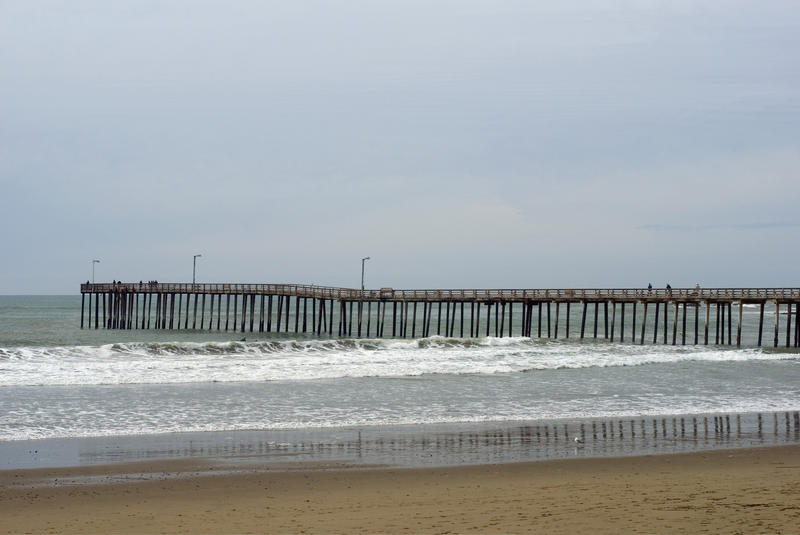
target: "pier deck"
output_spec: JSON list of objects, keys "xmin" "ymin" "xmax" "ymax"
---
[{"xmin": 79, "ymin": 283, "xmax": 800, "ymax": 348}]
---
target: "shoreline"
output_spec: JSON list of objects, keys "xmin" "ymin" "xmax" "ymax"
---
[
  {"xmin": 3, "ymin": 410, "xmax": 799, "ymax": 471},
  {"xmin": 2, "ymin": 444, "xmax": 799, "ymax": 533}
]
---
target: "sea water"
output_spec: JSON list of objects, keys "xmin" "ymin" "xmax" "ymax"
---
[{"xmin": 1, "ymin": 295, "xmax": 799, "ymax": 467}]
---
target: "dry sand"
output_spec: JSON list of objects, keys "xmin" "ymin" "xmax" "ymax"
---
[{"xmin": 2, "ymin": 445, "xmax": 799, "ymax": 534}]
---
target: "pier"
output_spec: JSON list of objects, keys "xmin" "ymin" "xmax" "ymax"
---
[{"xmin": 79, "ymin": 283, "xmax": 800, "ymax": 348}]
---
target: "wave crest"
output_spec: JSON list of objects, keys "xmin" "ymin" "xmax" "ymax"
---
[{"xmin": 0, "ymin": 337, "xmax": 795, "ymax": 387}]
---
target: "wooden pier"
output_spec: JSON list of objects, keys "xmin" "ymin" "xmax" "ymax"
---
[{"xmin": 79, "ymin": 283, "xmax": 800, "ymax": 348}]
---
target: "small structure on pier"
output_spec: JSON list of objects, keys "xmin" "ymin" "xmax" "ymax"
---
[{"xmin": 80, "ymin": 283, "xmax": 800, "ymax": 348}]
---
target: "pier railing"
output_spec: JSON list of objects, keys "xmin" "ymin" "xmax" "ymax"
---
[{"xmin": 81, "ymin": 283, "xmax": 800, "ymax": 302}]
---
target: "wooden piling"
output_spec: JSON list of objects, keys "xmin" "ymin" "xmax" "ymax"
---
[
  {"xmin": 328, "ymin": 298, "xmax": 334, "ymax": 335},
  {"xmin": 470, "ymin": 302, "xmax": 475, "ymax": 337},
  {"xmin": 786, "ymin": 301, "xmax": 792, "ymax": 348},
  {"xmin": 425, "ymin": 302, "xmax": 433, "ymax": 337},
  {"xmin": 294, "ymin": 296, "xmax": 300, "ymax": 333},
  {"xmin": 537, "ymin": 302, "xmax": 542, "ymax": 338},
  {"xmin": 672, "ymin": 301, "xmax": 678, "ymax": 345},
  {"xmin": 580, "ymin": 301, "xmax": 587, "ymax": 339},
  {"xmin": 285, "ymin": 296, "xmax": 291, "ymax": 332},
  {"xmin": 250, "ymin": 294, "xmax": 256, "ymax": 332},
  {"xmin": 241, "ymin": 293, "xmax": 248, "ymax": 333},
  {"xmin": 267, "ymin": 295, "xmax": 273, "ymax": 332},
  {"xmin": 554, "ymin": 302, "xmax": 560, "ymax": 339},
  {"xmin": 403, "ymin": 301, "xmax": 409, "ymax": 338},
  {"xmin": 276, "ymin": 296, "xmax": 283, "ymax": 333},
  {"xmin": 153, "ymin": 293, "xmax": 160, "ymax": 330},
  {"xmin": 653, "ymin": 302, "xmax": 659, "ymax": 344},
  {"xmin": 737, "ymin": 300, "xmax": 743, "ymax": 347},
  {"xmin": 640, "ymin": 302, "xmax": 647, "ymax": 345},
  {"xmin": 681, "ymin": 302, "xmax": 686, "ymax": 345},
  {"xmin": 357, "ymin": 301, "xmax": 363, "ymax": 338},
  {"xmin": 412, "ymin": 302, "xmax": 418, "ymax": 338},
  {"xmin": 609, "ymin": 302, "xmax": 615, "ymax": 342},
  {"xmin": 169, "ymin": 293, "xmax": 175, "ymax": 330},
  {"xmin": 380, "ymin": 300, "xmax": 387, "ymax": 337},
  {"xmin": 728, "ymin": 302, "xmax": 732, "ymax": 345},
  {"xmin": 162, "ymin": 292, "xmax": 168, "ymax": 329},
  {"xmin": 200, "ymin": 294, "xmax": 206, "ymax": 331},
  {"xmin": 546, "ymin": 301, "xmax": 551, "ymax": 338}
]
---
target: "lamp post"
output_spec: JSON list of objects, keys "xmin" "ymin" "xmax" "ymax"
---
[
  {"xmin": 92, "ymin": 259, "xmax": 100, "ymax": 284},
  {"xmin": 193, "ymin": 254, "xmax": 202, "ymax": 285},
  {"xmin": 361, "ymin": 256, "xmax": 370, "ymax": 292}
]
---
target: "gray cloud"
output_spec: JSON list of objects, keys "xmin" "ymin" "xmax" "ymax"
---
[{"xmin": 1, "ymin": 0, "xmax": 799, "ymax": 293}]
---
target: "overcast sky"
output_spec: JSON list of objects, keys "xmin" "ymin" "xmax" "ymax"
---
[{"xmin": 2, "ymin": 1, "xmax": 799, "ymax": 294}]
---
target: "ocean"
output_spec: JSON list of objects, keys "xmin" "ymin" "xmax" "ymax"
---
[{"xmin": 1, "ymin": 295, "xmax": 799, "ymax": 469}]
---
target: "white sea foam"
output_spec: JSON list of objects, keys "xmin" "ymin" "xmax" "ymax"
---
[{"xmin": 0, "ymin": 337, "xmax": 795, "ymax": 387}]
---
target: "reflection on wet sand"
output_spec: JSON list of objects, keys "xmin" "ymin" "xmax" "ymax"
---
[{"xmin": 3, "ymin": 410, "xmax": 798, "ymax": 471}]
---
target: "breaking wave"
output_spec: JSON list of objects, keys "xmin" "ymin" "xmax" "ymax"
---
[{"xmin": 0, "ymin": 337, "xmax": 795, "ymax": 387}]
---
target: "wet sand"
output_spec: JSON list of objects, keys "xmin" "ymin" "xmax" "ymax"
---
[{"xmin": 2, "ymin": 444, "xmax": 799, "ymax": 534}]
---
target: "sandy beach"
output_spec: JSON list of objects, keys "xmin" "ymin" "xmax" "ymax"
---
[{"xmin": 2, "ymin": 444, "xmax": 799, "ymax": 534}]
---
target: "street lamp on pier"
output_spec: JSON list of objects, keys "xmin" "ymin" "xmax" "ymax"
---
[
  {"xmin": 92, "ymin": 259, "xmax": 100, "ymax": 284},
  {"xmin": 193, "ymin": 254, "xmax": 202, "ymax": 285},
  {"xmin": 361, "ymin": 256, "xmax": 370, "ymax": 292}
]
